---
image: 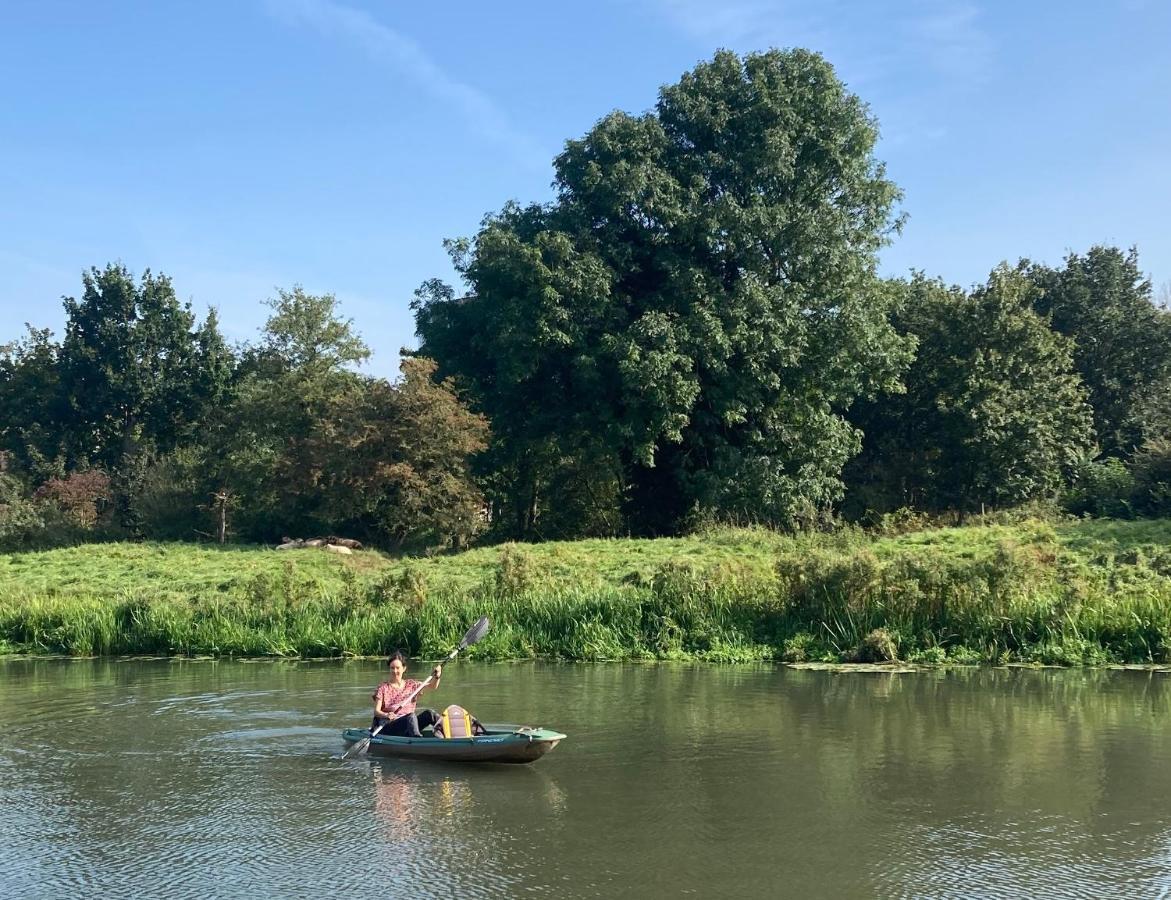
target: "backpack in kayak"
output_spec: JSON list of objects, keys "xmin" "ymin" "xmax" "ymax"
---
[{"xmin": 434, "ymin": 705, "xmax": 485, "ymax": 738}]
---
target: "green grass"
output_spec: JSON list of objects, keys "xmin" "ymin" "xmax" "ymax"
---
[{"xmin": 2, "ymin": 518, "xmax": 1171, "ymax": 663}]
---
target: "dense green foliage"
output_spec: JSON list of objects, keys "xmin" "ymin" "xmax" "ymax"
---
[
  {"xmin": 413, "ymin": 50, "xmax": 1171, "ymax": 537},
  {"xmin": 61, "ymin": 265, "xmax": 230, "ymax": 472},
  {"xmin": 1028, "ymin": 247, "xmax": 1171, "ymax": 457},
  {"xmin": 3, "ymin": 49, "xmax": 1171, "ymax": 557},
  {"xmin": 3, "ymin": 519, "xmax": 1171, "ymax": 664},
  {"xmin": 0, "ymin": 285, "xmax": 487, "ymax": 551},
  {"xmin": 847, "ymin": 269, "xmax": 1094, "ymax": 514},
  {"xmin": 0, "ymin": 265, "xmax": 229, "ymax": 482},
  {"xmin": 416, "ymin": 49, "xmax": 913, "ymax": 537}
]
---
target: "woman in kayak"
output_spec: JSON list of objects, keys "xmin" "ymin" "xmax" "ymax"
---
[{"xmin": 372, "ymin": 650, "xmax": 443, "ymax": 737}]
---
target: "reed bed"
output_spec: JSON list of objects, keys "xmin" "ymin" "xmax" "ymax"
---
[{"xmin": 2, "ymin": 519, "xmax": 1170, "ymax": 664}]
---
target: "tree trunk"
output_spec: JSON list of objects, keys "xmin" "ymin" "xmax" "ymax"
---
[{"xmin": 212, "ymin": 490, "xmax": 231, "ymax": 544}]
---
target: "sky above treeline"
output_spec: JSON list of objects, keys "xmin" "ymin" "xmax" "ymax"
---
[{"xmin": 3, "ymin": 0, "xmax": 1169, "ymax": 378}]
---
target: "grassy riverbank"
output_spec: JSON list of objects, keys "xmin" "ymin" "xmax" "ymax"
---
[{"xmin": 2, "ymin": 518, "xmax": 1171, "ymax": 663}]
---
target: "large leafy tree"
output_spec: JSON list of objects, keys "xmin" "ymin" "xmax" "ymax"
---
[
  {"xmin": 416, "ymin": 49, "xmax": 913, "ymax": 536},
  {"xmin": 58, "ymin": 263, "xmax": 231, "ymax": 469},
  {"xmin": 1027, "ymin": 246, "xmax": 1171, "ymax": 456},
  {"xmin": 203, "ymin": 288, "xmax": 489, "ymax": 547},
  {"xmin": 0, "ymin": 326, "xmax": 68, "ymax": 479},
  {"xmin": 846, "ymin": 269, "xmax": 1094, "ymax": 514},
  {"xmin": 324, "ymin": 357, "xmax": 490, "ymax": 549},
  {"xmin": 210, "ymin": 286, "xmax": 371, "ymax": 539},
  {"xmin": 107, "ymin": 285, "xmax": 486, "ymax": 548}
]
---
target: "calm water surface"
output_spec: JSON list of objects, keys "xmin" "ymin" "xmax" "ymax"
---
[{"xmin": 1, "ymin": 659, "xmax": 1170, "ymax": 899}]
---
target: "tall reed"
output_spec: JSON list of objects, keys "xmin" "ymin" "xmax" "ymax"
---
[{"xmin": 2, "ymin": 521, "xmax": 1170, "ymax": 663}]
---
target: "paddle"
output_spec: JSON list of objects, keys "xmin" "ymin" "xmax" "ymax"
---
[{"xmin": 342, "ymin": 616, "xmax": 491, "ymax": 759}]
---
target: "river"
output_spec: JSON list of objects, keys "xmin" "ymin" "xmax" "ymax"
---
[{"xmin": 1, "ymin": 659, "xmax": 1169, "ymax": 898}]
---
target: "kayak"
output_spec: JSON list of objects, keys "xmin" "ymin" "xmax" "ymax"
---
[{"xmin": 341, "ymin": 723, "xmax": 567, "ymax": 764}]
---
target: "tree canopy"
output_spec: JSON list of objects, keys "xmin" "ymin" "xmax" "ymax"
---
[
  {"xmin": 416, "ymin": 48, "xmax": 914, "ymax": 536},
  {"xmin": 846, "ymin": 269, "xmax": 1094, "ymax": 514},
  {"xmin": 1027, "ymin": 246, "xmax": 1171, "ymax": 457},
  {"xmin": 1, "ymin": 277, "xmax": 489, "ymax": 550},
  {"xmin": 1, "ymin": 264, "xmax": 229, "ymax": 484}
]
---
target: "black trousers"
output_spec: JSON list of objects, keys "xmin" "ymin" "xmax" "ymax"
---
[{"xmin": 373, "ymin": 708, "xmax": 439, "ymax": 738}]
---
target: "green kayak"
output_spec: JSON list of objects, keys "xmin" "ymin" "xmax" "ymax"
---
[{"xmin": 341, "ymin": 724, "xmax": 567, "ymax": 764}]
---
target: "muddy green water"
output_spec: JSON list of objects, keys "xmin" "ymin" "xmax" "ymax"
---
[{"xmin": 2, "ymin": 660, "xmax": 1170, "ymax": 898}]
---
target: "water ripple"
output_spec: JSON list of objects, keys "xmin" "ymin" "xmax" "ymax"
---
[{"xmin": 4, "ymin": 660, "xmax": 1171, "ymax": 899}]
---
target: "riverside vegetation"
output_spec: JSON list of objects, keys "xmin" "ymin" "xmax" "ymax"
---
[
  {"xmin": 3, "ymin": 517, "xmax": 1171, "ymax": 665},
  {"xmin": 4, "ymin": 49, "xmax": 1171, "ymax": 670}
]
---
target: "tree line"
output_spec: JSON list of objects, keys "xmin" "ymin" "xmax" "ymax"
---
[
  {"xmin": 414, "ymin": 49, "xmax": 1171, "ymax": 539},
  {"xmin": 3, "ymin": 48, "xmax": 1171, "ymax": 550},
  {"xmin": 0, "ymin": 274, "xmax": 487, "ymax": 549}
]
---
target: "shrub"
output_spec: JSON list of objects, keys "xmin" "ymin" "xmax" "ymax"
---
[
  {"xmin": 870, "ymin": 507, "xmax": 937, "ymax": 536},
  {"xmin": 909, "ymin": 645, "xmax": 947, "ymax": 664},
  {"xmin": 0, "ymin": 473, "xmax": 46, "ymax": 549},
  {"xmin": 1, "ymin": 471, "xmax": 120, "ymax": 550},
  {"xmin": 1065, "ymin": 457, "xmax": 1136, "ymax": 518},
  {"xmin": 33, "ymin": 470, "xmax": 112, "ymax": 528},
  {"xmin": 846, "ymin": 627, "xmax": 899, "ymax": 663},
  {"xmin": 132, "ymin": 449, "xmax": 208, "ymax": 541},
  {"xmin": 495, "ymin": 544, "xmax": 537, "ymax": 597},
  {"xmin": 371, "ymin": 566, "xmax": 428, "ymax": 611},
  {"xmin": 947, "ymin": 645, "xmax": 983, "ymax": 664},
  {"xmin": 781, "ymin": 631, "xmax": 818, "ymax": 663},
  {"xmin": 1132, "ymin": 438, "xmax": 1171, "ymax": 516}
]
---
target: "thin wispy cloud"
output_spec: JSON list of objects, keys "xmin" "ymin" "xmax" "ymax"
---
[
  {"xmin": 907, "ymin": 2, "xmax": 992, "ymax": 83},
  {"xmin": 263, "ymin": 0, "xmax": 548, "ymax": 169},
  {"xmin": 647, "ymin": 0, "xmax": 993, "ymax": 88},
  {"xmin": 654, "ymin": 0, "xmax": 832, "ymax": 48}
]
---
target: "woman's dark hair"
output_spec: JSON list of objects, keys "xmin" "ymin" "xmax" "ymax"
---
[{"xmin": 386, "ymin": 649, "xmax": 409, "ymax": 667}]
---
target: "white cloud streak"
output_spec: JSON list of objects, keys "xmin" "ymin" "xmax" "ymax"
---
[
  {"xmin": 654, "ymin": 0, "xmax": 831, "ymax": 47},
  {"xmin": 908, "ymin": 2, "xmax": 992, "ymax": 83},
  {"xmin": 647, "ymin": 0, "xmax": 993, "ymax": 88},
  {"xmin": 264, "ymin": 0, "xmax": 548, "ymax": 168}
]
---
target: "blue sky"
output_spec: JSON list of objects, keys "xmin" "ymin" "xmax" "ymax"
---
[{"xmin": 3, "ymin": 0, "xmax": 1169, "ymax": 378}]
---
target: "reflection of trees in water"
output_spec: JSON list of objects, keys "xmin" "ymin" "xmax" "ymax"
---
[
  {"xmin": 0, "ymin": 657, "xmax": 370, "ymax": 878},
  {"xmin": 785, "ymin": 668, "xmax": 1171, "ymax": 895},
  {"xmin": 523, "ymin": 662, "xmax": 1171, "ymax": 895},
  {"xmin": 5, "ymin": 658, "xmax": 1171, "ymax": 896}
]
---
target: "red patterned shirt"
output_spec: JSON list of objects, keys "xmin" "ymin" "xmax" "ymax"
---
[{"xmin": 375, "ymin": 679, "xmax": 422, "ymax": 718}]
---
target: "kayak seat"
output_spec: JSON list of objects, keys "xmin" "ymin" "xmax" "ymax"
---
[{"xmin": 434, "ymin": 705, "xmax": 485, "ymax": 739}]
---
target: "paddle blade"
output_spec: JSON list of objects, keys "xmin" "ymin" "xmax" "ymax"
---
[
  {"xmin": 341, "ymin": 736, "xmax": 371, "ymax": 759},
  {"xmin": 459, "ymin": 616, "xmax": 491, "ymax": 650}
]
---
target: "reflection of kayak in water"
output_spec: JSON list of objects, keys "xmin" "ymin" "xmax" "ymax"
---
[{"xmin": 341, "ymin": 724, "xmax": 567, "ymax": 764}]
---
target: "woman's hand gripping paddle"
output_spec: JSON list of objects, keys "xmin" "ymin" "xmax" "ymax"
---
[{"xmin": 342, "ymin": 616, "xmax": 490, "ymax": 759}]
